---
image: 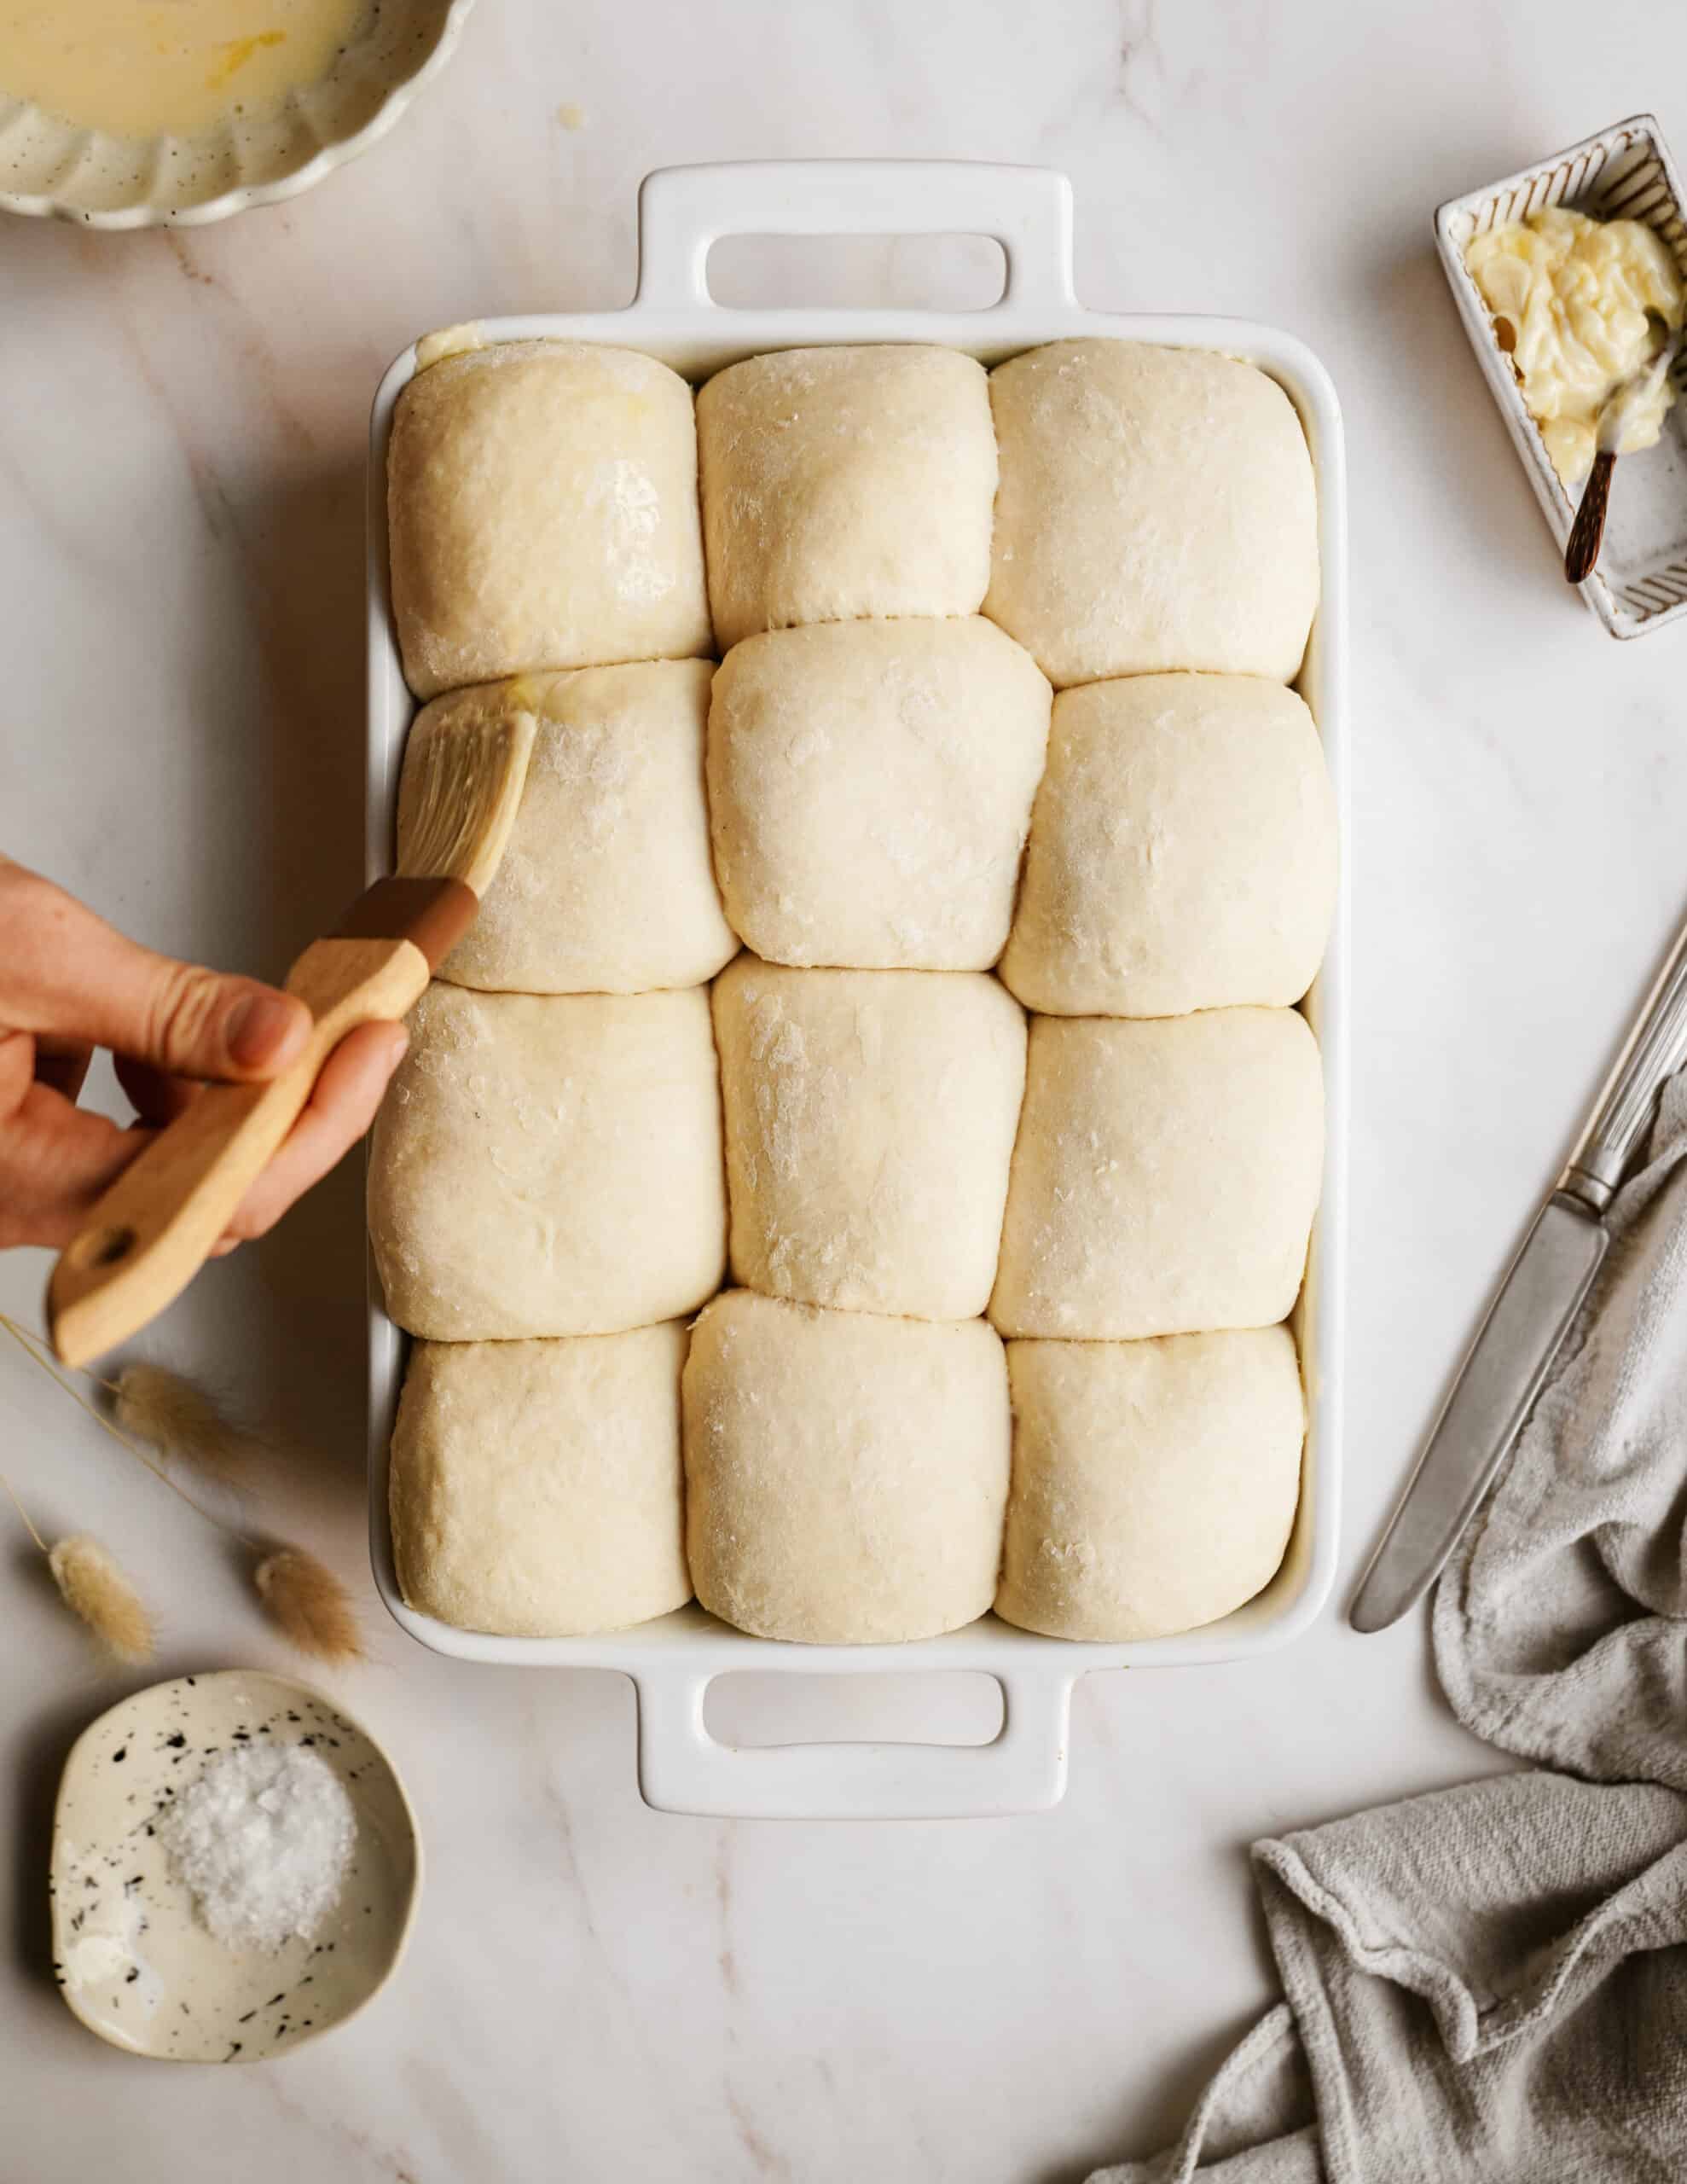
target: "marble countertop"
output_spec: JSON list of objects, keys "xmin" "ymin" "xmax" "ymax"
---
[{"xmin": 4, "ymin": 4, "xmax": 1685, "ymax": 2176}]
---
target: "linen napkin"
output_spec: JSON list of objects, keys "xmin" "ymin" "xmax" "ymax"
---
[{"xmin": 1092, "ymin": 1073, "xmax": 1687, "ymax": 2182}]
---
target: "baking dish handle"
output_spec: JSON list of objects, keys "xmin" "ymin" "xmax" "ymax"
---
[
  {"xmin": 631, "ymin": 1664, "xmax": 1075, "ymax": 1820},
  {"xmin": 635, "ymin": 160, "xmax": 1075, "ymax": 313}
]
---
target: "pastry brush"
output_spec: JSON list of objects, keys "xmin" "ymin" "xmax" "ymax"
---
[{"xmin": 47, "ymin": 712, "xmax": 536, "ymax": 1369}]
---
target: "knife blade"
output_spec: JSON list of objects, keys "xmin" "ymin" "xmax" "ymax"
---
[
  {"xmin": 1348, "ymin": 1194, "xmax": 1607, "ymax": 1632},
  {"xmin": 1352, "ymin": 897, "xmax": 1687, "ymax": 1635}
]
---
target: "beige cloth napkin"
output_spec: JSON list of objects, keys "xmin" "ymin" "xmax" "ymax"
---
[{"xmin": 1093, "ymin": 1075, "xmax": 1687, "ymax": 2183}]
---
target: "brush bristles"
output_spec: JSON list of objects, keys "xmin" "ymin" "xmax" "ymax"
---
[
  {"xmin": 49, "ymin": 1536, "xmax": 154, "ymax": 1664},
  {"xmin": 113, "ymin": 1363, "xmax": 256, "ymax": 1479},
  {"xmin": 253, "ymin": 1548, "xmax": 363, "ymax": 1664},
  {"xmin": 395, "ymin": 706, "xmax": 537, "ymax": 898}
]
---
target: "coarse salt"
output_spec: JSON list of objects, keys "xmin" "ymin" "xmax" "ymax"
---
[{"xmin": 158, "ymin": 1743, "xmax": 357, "ymax": 1953}]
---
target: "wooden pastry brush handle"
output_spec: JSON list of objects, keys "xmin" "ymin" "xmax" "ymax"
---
[{"xmin": 49, "ymin": 935, "xmax": 430, "ymax": 1369}]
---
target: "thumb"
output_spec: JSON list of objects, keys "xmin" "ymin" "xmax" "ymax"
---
[{"xmin": 2, "ymin": 861, "xmax": 310, "ymax": 1083}]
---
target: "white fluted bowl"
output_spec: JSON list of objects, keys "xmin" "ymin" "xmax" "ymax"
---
[{"xmin": 0, "ymin": 0, "xmax": 475, "ymax": 229}]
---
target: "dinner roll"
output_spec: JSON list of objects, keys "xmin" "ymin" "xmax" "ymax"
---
[
  {"xmin": 401, "ymin": 662, "xmax": 736, "ymax": 996},
  {"xmin": 368, "ymin": 984, "xmax": 725, "ymax": 1340},
  {"xmin": 713, "ymin": 957, "xmax": 1026, "ymax": 1320},
  {"xmin": 707, "ymin": 619, "xmax": 1051, "ymax": 970},
  {"xmin": 390, "ymin": 1325, "xmax": 690, "ymax": 1638},
  {"xmin": 1000, "ymin": 674, "xmax": 1336, "ymax": 1017},
  {"xmin": 387, "ymin": 340, "xmax": 710, "ymax": 698},
  {"xmin": 990, "ymin": 1009, "xmax": 1323, "ymax": 1339},
  {"xmin": 683, "ymin": 1292, "xmax": 1009, "ymax": 1644},
  {"xmin": 697, "ymin": 346, "xmax": 996, "ymax": 648},
  {"xmin": 985, "ymin": 340, "xmax": 1319, "ymax": 687},
  {"xmin": 995, "ymin": 1329, "xmax": 1305, "ymax": 1641}
]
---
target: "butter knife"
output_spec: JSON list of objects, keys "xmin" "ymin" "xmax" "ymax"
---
[{"xmin": 1350, "ymin": 904, "xmax": 1687, "ymax": 1633}]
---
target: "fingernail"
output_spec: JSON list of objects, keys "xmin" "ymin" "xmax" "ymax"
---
[{"xmin": 228, "ymin": 992, "xmax": 301, "ymax": 1068}]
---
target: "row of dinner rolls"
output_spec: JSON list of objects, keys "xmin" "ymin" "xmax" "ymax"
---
[
  {"xmin": 386, "ymin": 336, "xmax": 1319, "ymax": 698},
  {"xmin": 367, "ymin": 980, "xmax": 1322, "ymax": 1344},
  {"xmin": 399, "ymin": 650, "xmax": 1336, "ymax": 1010},
  {"xmin": 389, "ymin": 1298, "xmax": 1304, "ymax": 1646}
]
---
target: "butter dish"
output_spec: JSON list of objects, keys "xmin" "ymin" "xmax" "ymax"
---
[{"xmin": 1435, "ymin": 114, "xmax": 1687, "ymax": 638}]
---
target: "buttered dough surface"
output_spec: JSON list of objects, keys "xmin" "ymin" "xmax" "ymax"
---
[
  {"xmin": 995, "ymin": 1329, "xmax": 1305, "ymax": 1641},
  {"xmin": 682, "ymin": 1292, "xmax": 1010, "ymax": 1645},
  {"xmin": 391, "ymin": 1325, "xmax": 691, "ymax": 1638},
  {"xmin": 713, "ymin": 957, "xmax": 1027, "ymax": 1321},
  {"xmin": 985, "ymin": 339, "xmax": 1319, "ymax": 687},
  {"xmin": 991, "ymin": 1008, "xmax": 1324, "ymax": 1340},
  {"xmin": 707, "ymin": 618, "xmax": 1051, "ymax": 971},
  {"xmin": 697, "ymin": 345, "xmax": 997, "ymax": 648},
  {"xmin": 374, "ymin": 328, "xmax": 1336, "ymax": 1662},
  {"xmin": 1000, "ymin": 673, "xmax": 1336, "ymax": 1018},
  {"xmin": 368, "ymin": 984, "xmax": 725, "ymax": 1341},
  {"xmin": 387, "ymin": 341, "xmax": 711, "ymax": 699},
  {"xmin": 401, "ymin": 662, "xmax": 736, "ymax": 996}
]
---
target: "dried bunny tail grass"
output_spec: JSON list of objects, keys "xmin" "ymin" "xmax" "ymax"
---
[
  {"xmin": 49, "ymin": 1536, "xmax": 155, "ymax": 1665},
  {"xmin": 112, "ymin": 1362, "xmax": 258, "ymax": 1478},
  {"xmin": 2, "ymin": 1321, "xmax": 355, "ymax": 1670},
  {"xmin": 253, "ymin": 1548, "xmax": 363, "ymax": 1664},
  {"xmin": 0, "ymin": 1467, "xmax": 48, "ymax": 1554},
  {"xmin": 1, "ymin": 1317, "xmax": 245, "ymax": 1532}
]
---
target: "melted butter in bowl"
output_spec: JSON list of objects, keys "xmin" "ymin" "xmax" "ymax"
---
[
  {"xmin": 1465, "ymin": 207, "xmax": 1685, "ymax": 486},
  {"xmin": 0, "ymin": 0, "xmax": 372, "ymax": 141},
  {"xmin": 0, "ymin": 0, "xmax": 472, "ymax": 225}
]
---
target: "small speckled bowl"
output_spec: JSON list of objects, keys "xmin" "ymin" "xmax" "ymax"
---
[
  {"xmin": 50, "ymin": 1670, "xmax": 420, "ymax": 2063},
  {"xmin": 0, "ymin": 0, "xmax": 476, "ymax": 229}
]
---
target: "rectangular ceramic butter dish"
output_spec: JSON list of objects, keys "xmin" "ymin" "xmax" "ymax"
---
[{"xmin": 1436, "ymin": 113, "xmax": 1687, "ymax": 638}]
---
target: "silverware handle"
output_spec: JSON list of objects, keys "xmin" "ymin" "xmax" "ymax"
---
[
  {"xmin": 1562, "ymin": 908, "xmax": 1687, "ymax": 1208},
  {"xmin": 1564, "ymin": 449, "xmax": 1615, "ymax": 585}
]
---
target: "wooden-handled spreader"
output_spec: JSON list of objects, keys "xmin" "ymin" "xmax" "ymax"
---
[{"xmin": 48, "ymin": 713, "xmax": 536, "ymax": 1370}]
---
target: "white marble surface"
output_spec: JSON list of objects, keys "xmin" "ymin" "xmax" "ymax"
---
[{"xmin": 3, "ymin": 3, "xmax": 1686, "ymax": 2175}]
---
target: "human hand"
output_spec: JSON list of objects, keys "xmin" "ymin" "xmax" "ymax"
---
[{"xmin": 0, "ymin": 857, "xmax": 406, "ymax": 1253}]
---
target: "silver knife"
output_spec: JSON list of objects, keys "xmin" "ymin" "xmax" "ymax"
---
[{"xmin": 1351, "ymin": 904, "xmax": 1687, "ymax": 1633}]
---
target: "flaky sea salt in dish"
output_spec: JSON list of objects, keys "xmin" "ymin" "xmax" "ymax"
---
[{"xmin": 158, "ymin": 1744, "xmax": 357, "ymax": 1953}]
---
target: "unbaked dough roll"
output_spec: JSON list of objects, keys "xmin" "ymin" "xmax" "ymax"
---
[
  {"xmin": 712, "ymin": 957, "xmax": 1027, "ymax": 1320},
  {"xmin": 985, "ymin": 340, "xmax": 1319, "ymax": 687},
  {"xmin": 707, "ymin": 619, "xmax": 1051, "ymax": 970},
  {"xmin": 391, "ymin": 1324, "xmax": 691, "ymax": 1638},
  {"xmin": 1000, "ymin": 674, "xmax": 1336, "ymax": 1018},
  {"xmin": 400, "ymin": 662, "xmax": 736, "ymax": 995},
  {"xmin": 995, "ymin": 1329, "xmax": 1305, "ymax": 1641},
  {"xmin": 697, "ymin": 346, "xmax": 997, "ymax": 648},
  {"xmin": 387, "ymin": 340, "xmax": 711, "ymax": 698},
  {"xmin": 683, "ymin": 1291, "xmax": 1009, "ymax": 1644},
  {"xmin": 368, "ymin": 983, "xmax": 726, "ymax": 1340},
  {"xmin": 990, "ymin": 1009, "xmax": 1323, "ymax": 1340}
]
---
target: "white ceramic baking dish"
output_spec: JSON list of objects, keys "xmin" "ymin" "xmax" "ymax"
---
[
  {"xmin": 1435, "ymin": 113, "xmax": 1687, "ymax": 638},
  {"xmin": 364, "ymin": 160, "xmax": 1350, "ymax": 1820}
]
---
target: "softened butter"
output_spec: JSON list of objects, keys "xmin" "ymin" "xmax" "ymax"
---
[{"xmin": 1465, "ymin": 206, "xmax": 1684, "ymax": 485}]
